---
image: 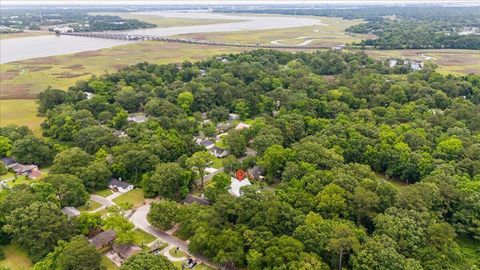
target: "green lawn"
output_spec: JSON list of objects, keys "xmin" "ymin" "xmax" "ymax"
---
[
  {"xmin": 112, "ymin": 189, "xmax": 145, "ymax": 209},
  {"xmin": 132, "ymin": 228, "xmax": 157, "ymax": 246},
  {"xmin": 77, "ymin": 199, "xmax": 102, "ymax": 212},
  {"xmin": 101, "ymin": 255, "xmax": 119, "ymax": 270},
  {"xmin": 93, "ymin": 188, "xmax": 114, "ymax": 197},
  {"xmin": 173, "ymin": 261, "xmax": 216, "ymax": 270},
  {"xmin": 0, "ymin": 100, "xmax": 44, "ymax": 136},
  {"xmin": 169, "ymin": 247, "xmax": 187, "ymax": 258},
  {"xmin": 0, "ymin": 172, "xmax": 14, "ymax": 181},
  {"xmin": 0, "ymin": 243, "xmax": 32, "ymax": 270}
]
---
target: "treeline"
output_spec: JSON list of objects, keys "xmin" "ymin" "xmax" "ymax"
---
[
  {"xmin": 0, "ymin": 9, "xmax": 155, "ymax": 32},
  {"xmin": 219, "ymin": 6, "xmax": 480, "ymax": 50},
  {"xmin": 0, "ymin": 50, "xmax": 479, "ymax": 269}
]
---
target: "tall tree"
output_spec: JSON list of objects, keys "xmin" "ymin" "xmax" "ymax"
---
[{"xmin": 187, "ymin": 151, "xmax": 213, "ymax": 190}]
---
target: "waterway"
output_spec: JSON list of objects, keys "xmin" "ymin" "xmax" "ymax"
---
[{"xmin": 0, "ymin": 10, "xmax": 322, "ymax": 64}]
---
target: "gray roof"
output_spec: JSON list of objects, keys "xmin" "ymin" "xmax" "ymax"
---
[
  {"xmin": 113, "ymin": 243, "xmax": 142, "ymax": 259},
  {"xmin": 183, "ymin": 194, "xmax": 211, "ymax": 206},
  {"xmin": 1, "ymin": 157, "xmax": 17, "ymax": 166},
  {"xmin": 89, "ymin": 230, "xmax": 117, "ymax": 249},
  {"xmin": 199, "ymin": 140, "xmax": 214, "ymax": 147},
  {"xmin": 248, "ymin": 166, "xmax": 264, "ymax": 179},
  {"xmin": 109, "ymin": 178, "xmax": 132, "ymax": 189}
]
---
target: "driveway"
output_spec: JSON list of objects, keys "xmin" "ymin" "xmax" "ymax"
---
[
  {"xmin": 129, "ymin": 204, "xmax": 236, "ymax": 270},
  {"xmin": 90, "ymin": 194, "xmax": 116, "ymax": 212}
]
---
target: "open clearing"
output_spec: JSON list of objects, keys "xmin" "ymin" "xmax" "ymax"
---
[
  {"xmin": 0, "ymin": 99, "xmax": 43, "ymax": 135},
  {"xmin": 365, "ymin": 49, "xmax": 480, "ymax": 75},
  {"xmin": 0, "ymin": 243, "xmax": 32, "ymax": 270}
]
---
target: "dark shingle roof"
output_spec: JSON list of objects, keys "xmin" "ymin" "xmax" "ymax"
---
[
  {"xmin": 109, "ymin": 178, "xmax": 132, "ymax": 189},
  {"xmin": 113, "ymin": 243, "xmax": 142, "ymax": 259},
  {"xmin": 1, "ymin": 157, "xmax": 17, "ymax": 166},
  {"xmin": 183, "ymin": 194, "xmax": 211, "ymax": 206},
  {"xmin": 89, "ymin": 230, "xmax": 116, "ymax": 249}
]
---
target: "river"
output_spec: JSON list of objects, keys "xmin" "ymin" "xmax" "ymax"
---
[{"xmin": 0, "ymin": 10, "xmax": 321, "ymax": 64}]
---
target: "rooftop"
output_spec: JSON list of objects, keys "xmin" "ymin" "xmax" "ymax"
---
[
  {"xmin": 89, "ymin": 230, "xmax": 117, "ymax": 249},
  {"xmin": 109, "ymin": 178, "xmax": 133, "ymax": 190}
]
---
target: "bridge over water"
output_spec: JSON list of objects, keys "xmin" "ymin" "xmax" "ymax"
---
[{"xmin": 61, "ymin": 32, "xmax": 338, "ymax": 50}]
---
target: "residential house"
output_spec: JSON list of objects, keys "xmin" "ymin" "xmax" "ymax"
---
[
  {"xmin": 127, "ymin": 113, "xmax": 148, "ymax": 123},
  {"xmin": 113, "ymin": 243, "xmax": 142, "ymax": 260},
  {"xmin": 211, "ymin": 146, "xmax": 229, "ymax": 158},
  {"xmin": 84, "ymin": 92, "xmax": 94, "ymax": 100},
  {"xmin": 228, "ymin": 113, "xmax": 240, "ymax": 121},
  {"xmin": 89, "ymin": 230, "xmax": 117, "ymax": 250},
  {"xmin": 247, "ymin": 166, "xmax": 265, "ymax": 181},
  {"xmin": 199, "ymin": 139, "xmax": 215, "ymax": 150},
  {"xmin": 10, "ymin": 164, "xmax": 38, "ymax": 175},
  {"xmin": 235, "ymin": 122, "xmax": 251, "ymax": 130},
  {"xmin": 108, "ymin": 178, "xmax": 134, "ymax": 193},
  {"xmin": 216, "ymin": 122, "xmax": 231, "ymax": 133},
  {"xmin": 183, "ymin": 194, "xmax": 211, "ymax": 206},
  {"xmin": 1, "ymin": 157, "xmax": 18, "ymax": 168},
  {"xmin": 228, "ymin": 177, "xmax": 252, "ymax": 197},
  {"xmin": 389, "ymin": 59, "xmax": 398, "ymax": 68},
  {"xmin": 113, "ymin": 130, "xmax": 128, "ymax": 138}
]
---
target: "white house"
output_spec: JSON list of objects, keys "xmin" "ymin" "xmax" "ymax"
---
[
  {"xmin": 108, "ymin": 178, "xmax": 134, "ymax": 193},
  {"xmin": 228, "ymin": 177, "xmax": 252, "ymax": 197},
  {"xmin": 235, "ymin": 122, "xmax": 251, "ymax": 130},
  {"xmin": 84, "ymin": 92, "xmax": 94, "ymax": 100},
  {"xmin": 127, "ymin": 113, "xmax": 148, "ymax": 123},
  {"xmin": 211, "ymin": 146, "xmax": 229, "ymax": 158},
  {"xmin": 228, "ymin": 113, "xmax": 240, "ymax": 121}
]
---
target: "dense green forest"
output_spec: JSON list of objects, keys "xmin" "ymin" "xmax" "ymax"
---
[
  {"xmin": 0, "ymin": 50, "xmax": 479, "ymax": 269},
  {"xmin": 221, "ymin": 6, "xmax": 480, "ymax": 49},
  {"xmin": 0, "ymin": 9, "xmax": 155, "ymax": 31}
]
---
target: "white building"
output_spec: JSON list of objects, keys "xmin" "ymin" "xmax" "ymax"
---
[
  {"xmin": 228, "ymin": 177, "xmax": 252, "ymax": 197},
  {"xmin": 108, "ymin": 178, "xmax": 134, "ymax": 193}
]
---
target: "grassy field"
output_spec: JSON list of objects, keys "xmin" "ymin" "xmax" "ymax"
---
[
  {"xmin": 0, "ymin": 31, "xmax": 50, "ymax": 40},
  {"xmin": 0, "ymin": 243, "xmax": 32, "ymax": 270},
  {"xmin": 0, "ymin": 99, "xmax": 43, "ymax": 135},
  {"xmin": 101, "ymin": 255, "xmax": 119, "ymax": 270},
  {"xmin": 132, "ymin": 228, "xmax": 157, "ymax": 246},
  {"xmin": 0, "ymin": 42, "xmax": 244, "ymax": 99},
  {"xmin": 91, "ymin": 12, "xmax": 241, "ymax": 27},
  {"xmin": 93, "ymin": 188, "xmax": 114, "ymax": 197},
  {"xmin": 169, "ymin": 247, "xmax": 187, "ymax": 258},
  {"xmin": 77, "ymin": 199, "xmax": 103, "ymax": 212},
  {"xmin": 177, "ymin": 16, "xmax": 374, "ymax": 47},
  {"xmin": 365, "ymin": 49, "xmax": 480, "ymax": 75},
  {"xmin": 112, "ymin": 189, "xmax": 145, "ymax": 209}
]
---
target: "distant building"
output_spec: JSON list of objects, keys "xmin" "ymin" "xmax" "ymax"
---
[
  {"xmin": 113, "ymin": 130, "xmax": 128, "ymax": 138},
  {"xmin": 389, "ymin": 59, "xmax": 398, "ymax": 68},
  {"xmin": 211, "ymin": 146, "xmax": 229, "ymax": 158},
  {"xmin": 199, "ymin": 139, "xmax": 215, "ymax": 150},
  {"xmin": 228, "ymin": 177, "xmax": 252, "ymax": 197},
  {"xmin": 235, "ymin": 122, "xmax": 250, "ymax": 130},
  {"xmin": 127, "ymin": 113, "xmax": 148, "ymax": 123},
  {"xmin": 247, "ymin": 166, "xmax": 265, "ymax": 181},
  {"xmin": 228, "ymin": 113, "xmax": 240, "ymax": 121},
  {"xmin": 83, "ymin": 92, "xmax": 94, "ymax": 100},
  {"xmin": 108, "ymin": 178, "xmax": 134, "ymax": 193},
  {"xmin": 89, "ymin": 230, "xmax": 117, "ymax": 250}
]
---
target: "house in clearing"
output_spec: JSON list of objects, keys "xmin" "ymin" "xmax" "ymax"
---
[
  {"xmin": 108, "ymin": 178, "xmax": 134, "ymax": 193},
  {"xmin": 229, "ymin": 177, "xmax": 252, "ymax": 197},
  {"xmin": 235, "ymin": 122, "xmax": 250, "ymax": 130},
  {"xmin": 113, "ymin": 243, "xmax": 142, "ymax": 261},
  {"xmin": 127, "ymin": 113, "xmax": 148, "ymax": 123},
  {"xmin": 2, "ymin": 157, "xmax": 41, "ymax": 178},
  {"xmin": 89, "ymin": 230, "xmax": 117, "ymax": 250},
  {"xmin": 199, "ymin": 139, "xmax": 215, "ymax": 150},
  {"xmin": 211, "ymin": 146, "xmax": 229, "ymax": 158},
  {"xmin": 247, "ymin": 166, "xmax": 265, "ymax": 181},
  {"xmin": 183, "ymin": 194, "xmax": 211, "ymax": 206}
]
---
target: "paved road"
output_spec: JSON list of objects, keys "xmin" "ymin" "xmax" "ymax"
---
[
  {"xmin": 129, "ymin": 204, "xmax": 236, "ymax": 270},
  {"xmin": 90, "ymin": 194, "xmax": 116, "ymax": 212}
]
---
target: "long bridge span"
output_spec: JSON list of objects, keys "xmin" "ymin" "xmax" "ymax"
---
[{"xmin": 61, "ymin": 32, "xmax": 338, "ymax": 50}]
